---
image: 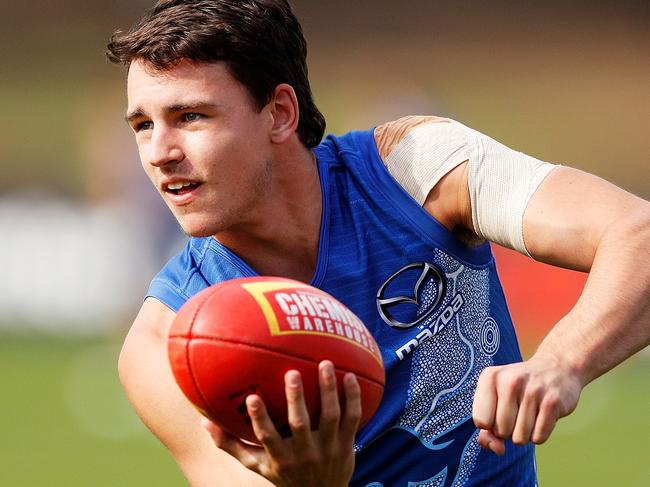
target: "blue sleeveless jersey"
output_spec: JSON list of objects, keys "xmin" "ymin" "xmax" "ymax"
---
[{"xmin": 148, "ymin": 129, "xmax": 537, "ymax": 486}]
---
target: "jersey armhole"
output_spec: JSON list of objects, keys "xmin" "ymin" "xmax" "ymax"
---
[
  {"xmin": 146, "ymin": 278, "xmax": 189, "ymax": 313},
  {"xmin": 349, "ymin": 128, "xmax": 492, "ymax": 267}
]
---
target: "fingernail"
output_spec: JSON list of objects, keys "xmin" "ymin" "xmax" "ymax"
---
[
  {"xmin": 287, "ymin": 371, "xmax": 300, "ymax": 386},
  {"xmin": 246, "ymin": 395, "xmax": 260, "ymax": 411},
  {"xmin": 322, "ymin": 365, "xmax": 334, "ymax": 378},
  {"xmin": 320, "ymin": 360, "xmax": 334, "ymax": 369}
]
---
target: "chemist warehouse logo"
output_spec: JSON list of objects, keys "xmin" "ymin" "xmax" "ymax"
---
[
  {"xmin": 241, "ymin": 280, "xmax": 381, "ymax": 362},
  {"xmin": 376, "ymin": 262, "xmax": 465, "ymax": 361}
]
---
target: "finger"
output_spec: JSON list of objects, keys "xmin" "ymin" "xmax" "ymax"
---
[
  {"xmin": 473, "ymin": 367, "xmax": 498, "ymax": 430},
  {"xmin": 531, "ymin": 393, "xmax": 560, "ymax": 444},
  {"xmin": 493, "ymin": 374, "xmax": 523, "ymax": 439},
  {"xmin": 340, "ymin": 372, "xmax": 361, "ymax": 444},
  {"xmin": 202, "ymin": 416, "xmax": 228, "ymax": 445},
  {"xmin": 511, "ymin": 389, "xmax": 540, "ymax": 445},
  {"xmin": 285, "ymin": 370, "xmax": 313, "ymax": 449},
  {"xmin": 201, "ymin": 417, "xmax": 266, "ymax": 472},
  {"xmin": 318, "ymin": 360, "xmax": 341, "ymax": 442},
  {"xmin": 477, "ymin": 429, "xmax": 505, "ymax": 456},
  {"xmin": 246, "ymin": 394, "xmax": 286, "ymax": 459}
]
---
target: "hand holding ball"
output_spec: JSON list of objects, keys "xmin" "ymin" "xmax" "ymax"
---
[{"xmin": 167, "ymin": 277, "xmax": 385, "ymax": 443}]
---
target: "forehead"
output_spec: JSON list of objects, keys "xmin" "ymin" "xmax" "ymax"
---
[{"xmin": 126, "ymin": 59, "xmax": 249, "ymax": 112}]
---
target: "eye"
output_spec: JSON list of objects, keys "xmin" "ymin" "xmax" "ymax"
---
[
  {"xmin": 183, "ymin": 112, "xmax": 204, "ymax": 122},
  {"xmin": 134, "ymin": 120, "xmax": 153, "ymax": 132}
]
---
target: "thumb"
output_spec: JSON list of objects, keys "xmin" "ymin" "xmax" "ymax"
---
[
  {"xmin": 477, "ymin": 429, "xmax": 506, "ymax": 456},
  {"xmin": 200, "ymin": 417, "xmax": 266, "ymax": 471},
  {"xmin": 201, "ymin": 417, "xmax": 225, "ymax": 442}
]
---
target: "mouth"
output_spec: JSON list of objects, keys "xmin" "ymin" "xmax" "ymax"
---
[
  {"xmin": 164, "ymin": 180, "xmax": 201, "ymax": 196},
  {"xmin": 162, "ymin": 180, "xmax": 202, "ymax": 206}
]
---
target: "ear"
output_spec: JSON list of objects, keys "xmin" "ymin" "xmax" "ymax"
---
[{"xmin": 268, "ymin": 83, "xmax": 299, "ymax": 144}]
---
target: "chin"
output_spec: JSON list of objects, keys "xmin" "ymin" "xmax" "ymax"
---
[
  {"xmin": 181, "ymin": 223, "xmax": 219, "ymax": 238},
  {"xmin": 184, "ymin": 228, "xmax": 215, "ymax": 238},
  {"xmin": 177, "ymin": 215, "xmax": 225, "ymax": 238}
]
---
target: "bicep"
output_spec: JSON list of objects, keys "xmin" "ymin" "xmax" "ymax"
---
[
  {"xmin": 522, "ymin": 166, "xmax": 648, "ymax": 271},
  {"xmin": 120, "ymin": 298, "xmax": 269, "ymax": 487}
]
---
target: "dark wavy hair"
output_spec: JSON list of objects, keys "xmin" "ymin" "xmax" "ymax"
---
[{"xmin": 107, "ymin": 0, "xmax": 325, "ymax": 148}]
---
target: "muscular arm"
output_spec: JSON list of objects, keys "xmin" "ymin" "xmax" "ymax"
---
[
  {"xmin": 428, "ymin": 161, "xmax": 650, "ymax": 449},
  {"xmin": 523, "ymin": 167, "xmax": 650, "ymax": 384},
  {"xmin": 119, "ymin": 298, "xmax": 272, "ymax": 487},
  {"xmin": 375, "ymin": 117, "xmax": 649, "ymax": 451}
]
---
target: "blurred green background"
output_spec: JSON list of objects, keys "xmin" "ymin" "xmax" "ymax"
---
[{"xmin": 1, "ymin": 1, "xmax": 648, "ymax": 485}]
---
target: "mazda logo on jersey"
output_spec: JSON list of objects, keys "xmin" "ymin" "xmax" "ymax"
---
[{"xmin": 376, "ymin": 262, "xmax": 447, "ymax": 328}]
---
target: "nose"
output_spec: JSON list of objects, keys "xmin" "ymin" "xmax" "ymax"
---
[{"xmin": 147, "ymin": 126, "xmax": 184, "ymax": 168}]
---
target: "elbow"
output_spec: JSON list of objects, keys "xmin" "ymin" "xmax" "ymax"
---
[
  {"xmin": 590, "ymin": 200, "xmax": 650, "ymax": 276},
  {"xmin": 600, "ymin": 199, "xmax": 650, "ymax": 247},
  {"xmin": 619, "ymin": 202, "xmax": 650, "ymax": 241}
]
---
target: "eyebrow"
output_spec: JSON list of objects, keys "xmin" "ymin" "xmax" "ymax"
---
[{"xmin": 125, "ymin": 102, "xmax": 220, "ymax": 124}]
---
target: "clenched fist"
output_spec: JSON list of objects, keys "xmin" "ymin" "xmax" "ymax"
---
[{"xmin": 472, "ymin": 353, "xmax": 584, "ymax": 454}]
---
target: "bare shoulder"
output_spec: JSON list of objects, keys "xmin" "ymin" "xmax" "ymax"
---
[
  {"xmin": 127, "ymin": 296, "xmax": 176, "ymax": 342},
  {"xmin": 120, "ymin": 298, "xmax": 271, "ymax": 487}
]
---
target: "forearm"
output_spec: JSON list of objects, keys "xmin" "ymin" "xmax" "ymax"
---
[
  {"xmin": 123, "ymin": 300, "xmax": 271, "ymax": 487},
  {"xmin": 534, "ymin": 210, "xmax": 650, "ymax": 386},
  {"xmin": 474, "ymin": 207, "xmax": 650, "ymax": 450}
]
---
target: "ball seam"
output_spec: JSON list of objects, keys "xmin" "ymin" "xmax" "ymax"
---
[
  {"xmin": 184, "ymin": 286, "xmax": 225, "ymax": 418},
  {"xmin": 178, "ymin": 334, "xmax": 385, "ymax": 388}
]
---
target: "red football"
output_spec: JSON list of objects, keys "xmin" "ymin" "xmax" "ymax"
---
[{"xmin": 168, "ymin": 276, "xmax": 385, "ymax": 443}]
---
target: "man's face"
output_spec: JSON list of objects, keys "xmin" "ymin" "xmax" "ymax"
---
[{"xmin": 126, "ymin": 59, "xmax": 274, "ymax": 237}]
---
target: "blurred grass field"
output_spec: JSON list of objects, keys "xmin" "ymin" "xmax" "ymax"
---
[
  {"xmin": 1, "ymin": 2, "xmax": 648, "ymax": 486},
  {"xmin": 1, "ymin": 333, "xmax": 648, "ymax": 486},
  {"xmin": 0, "ymin": 334, "xmax": 184, "ymax": 487}
]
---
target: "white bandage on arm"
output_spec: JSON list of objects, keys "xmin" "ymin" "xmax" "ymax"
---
[
  {"xmin": 383, "ymin": 121, "xmax": 471, "ymax": 204},
  {"xmin": 466, "ymin": 127, "xmax": 556, "ymax": 255},
  {"xmin": 380, "ymin": 119, "xmax": 556, "ymax": 255}
]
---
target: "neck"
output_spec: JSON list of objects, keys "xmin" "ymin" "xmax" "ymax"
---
[{"xmin": 214, "ymin": 142, "xmax": 322, "ymax": 282}]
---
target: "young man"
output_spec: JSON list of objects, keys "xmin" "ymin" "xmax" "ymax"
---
[{"xmin": 107, "ymin": 1, "xmax": 650, "ymax": 486}]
